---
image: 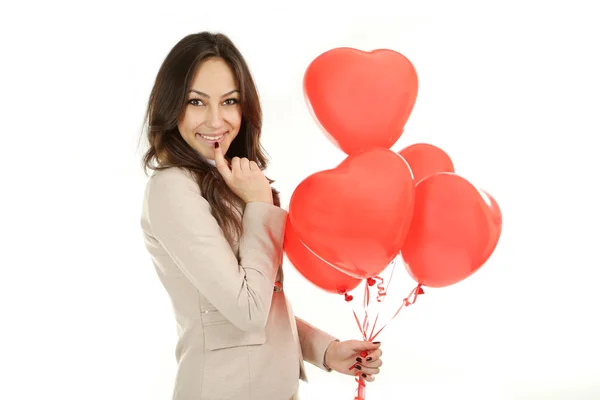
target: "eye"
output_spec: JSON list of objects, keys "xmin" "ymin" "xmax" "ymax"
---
[
  {"xmin": 188, "ymin": 99, "xmax": 205, "ymax": 106},
  {"xmin": 223, "ymin": 98, "xmax": 239, "ymax": 106}
]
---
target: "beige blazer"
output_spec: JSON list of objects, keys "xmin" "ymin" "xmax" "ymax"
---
[{"xmin": 141, "ymin": 167, "xmax": 338, "ymax": 400}]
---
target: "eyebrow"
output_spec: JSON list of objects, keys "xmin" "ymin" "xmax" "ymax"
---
[{"xmin": 188, "ymin": 89, "xmax": 240, "ymax": 98}]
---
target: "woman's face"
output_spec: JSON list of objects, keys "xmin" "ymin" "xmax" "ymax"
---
[{"xmin": 178, "ymin": 57, "xmax": 242, "ymax": 160}]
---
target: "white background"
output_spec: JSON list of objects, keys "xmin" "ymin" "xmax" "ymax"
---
[{"xmin": 1, "ymin": 1, "xmax": 599, "ymax": 399}]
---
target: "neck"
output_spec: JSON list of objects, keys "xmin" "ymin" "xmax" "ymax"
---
[{"xmin": 199, "ymin": 153, "xmax": 216, "ymax": 166}]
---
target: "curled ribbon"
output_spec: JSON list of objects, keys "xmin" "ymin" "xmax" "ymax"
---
[
  {"xmin": 370, "ymin": 276, "xmax": 386, "ymax": 302},
  {"xmin": 353, "ymin": 373, "xmax": 366, "ymax": 400}
]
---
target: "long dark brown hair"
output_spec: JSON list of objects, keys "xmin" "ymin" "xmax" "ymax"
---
[{"xmin": 141, "ymin": 32, "xmax": 280, "ymax": 243}]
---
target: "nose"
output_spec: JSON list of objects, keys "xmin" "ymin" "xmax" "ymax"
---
[{"xmin": 205, "ymin": 106, "xmax": 224, "ymax": 129}]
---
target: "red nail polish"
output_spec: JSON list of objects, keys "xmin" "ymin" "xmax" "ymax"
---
[
  {"xmin": 366, "ymin": 357, "xmax": 372, "ymax": 362},
  {"xmin": 356, "ymin": 357, "xmax": 362, "ymax": 363},
  {"xmin": 214, "ymin": 142, "xmax": 219, "ymax": 148},
  {"xmin": 362, "ymin": 373, "xmax": 367, "ymax": 378}
]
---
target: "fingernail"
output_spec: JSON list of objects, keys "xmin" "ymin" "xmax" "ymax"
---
[
  {"xmin": 373, "ymin": 341, "xmax": 381, "ymax": 345},
  {"xmin": 214, "ymin": 142, "xmax": 219, "ymax": 148},
  {"xmin": 362, "ymin": 373, "xmax": 367, "ymax": 378},
  {"xmin": 366, "ymin": 357, "xmax": 372, "ymax": 362},
  {"xmin": 356, "ymin": 357, "xmax": 362, "ymax": 363},
  {"xmin": 355, "ymin": 365, "xmax": 362, "ymax": 370}
]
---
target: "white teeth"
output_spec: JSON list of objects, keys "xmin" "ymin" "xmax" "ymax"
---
[{"xmin": 200, "ymin": 134, "xmax": 223, "ymax": 140}]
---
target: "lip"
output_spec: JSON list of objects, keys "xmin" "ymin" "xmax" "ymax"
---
[{"xmin": 196, "ymin": 131, "xmax": 227, "ymax": 144}]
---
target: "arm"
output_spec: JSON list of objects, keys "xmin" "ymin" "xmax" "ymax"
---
[
  {"xmin": 146, "ymin": 168, "xmax": 287, "ymax": 332},
  {"xmin": 295, "ymin": 317, "xmax": 339, "ymax": 371}
]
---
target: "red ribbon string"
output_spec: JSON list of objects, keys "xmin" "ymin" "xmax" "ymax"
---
[
  {"xmin": 362, "ymin": 284, "xmax": 370, "ymax": 336},
  {"xmin": 366, "ymin": 259, "xmax": 397, "ymax": 339},
  {"xmin": 369, "ymin": 283, "xmax": 424, "ymax": 342},
  {"xmin": 371, "ymin": 276, "xmax": 386, "ymax": 302},
  {"xmin": 351, "ymin": 309, "xmax": 368, "ymax": 341},
  {"xmin": 344, "ymin": 258, "xmax": 424, "ymax": 400},
  {"xmin": 344, "ymin": 290, "xmax": 369, "ymax": 341},
  {"xmin": 353, "ymin": 373, "xmax": 366, "ymax": 400}
]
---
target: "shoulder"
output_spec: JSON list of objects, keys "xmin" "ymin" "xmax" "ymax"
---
[
  {"xmin": 144, "ymin": 167, "xmax": 207, "ymax": 214},
  {"xmin": 147, "ymin": 167, "xmax": 199, "ymax": 195}
]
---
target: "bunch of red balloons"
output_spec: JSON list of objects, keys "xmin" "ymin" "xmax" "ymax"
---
[{"xmin": 284, "ymin": 47, "xmax": 502, "ymax": 297}]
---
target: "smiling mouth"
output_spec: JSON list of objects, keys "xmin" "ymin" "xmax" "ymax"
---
[{"xmin": 197, "ymin": 132, "xmax": 226, "ymax": 143}]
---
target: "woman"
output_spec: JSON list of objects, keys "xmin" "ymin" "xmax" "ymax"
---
[{"xmin": 140, "ymin": 32, "xmax": 383, "ymax": 400}]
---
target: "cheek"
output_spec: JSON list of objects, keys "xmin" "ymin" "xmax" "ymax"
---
[
  {"xmin": 180, "ymin": 108, "xmax": 205, "ymax": 132},
  {"xmin": 225, "ymin": 107, "xmax": 243, "ymax": 129}
]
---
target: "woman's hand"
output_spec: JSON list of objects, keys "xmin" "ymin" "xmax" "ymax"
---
[
  {"xmin": 214, "ymin": 143, "xmax": 273, "ymax": 204},
  {"xmin": 324, "ymin": 340, "xmax": 382, "ymax": 382}
]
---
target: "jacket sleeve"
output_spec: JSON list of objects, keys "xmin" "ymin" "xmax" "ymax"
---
[
  {"xmin": 146, "ymin": 168, "xmax": 287, "ymax": 332},
  {"xmin": 296, "ymin": 317, "xmax": 339, "ymax": 371}
]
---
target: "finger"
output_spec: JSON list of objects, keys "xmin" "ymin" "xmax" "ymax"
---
[
  {"xmin": 351, "ymin": 340, "xmax": 382, "ymax": 353},
  {"xmin": 362, "ymin": 374, "xmax": 375, "ymax": 383},
  {"xmin": 213, "ymin": 143, "xmax": 231, "ymax": 180},
  {"xmin": 231, "ymin": 157, "xmax": 241, "ymax": 173},
  {"xmin": 364, "ymin": 358, "xmax": 382, "ymax": 368},
  {"xmin": 356, "ymin": 365, "xmax": 380, "ymax": 375},
  {"xmin": 249, "ymin": 160, "xmax": 259, "ymax": 170},
  {"xmin": 240, "ymin": 157, "xmax": 250, "ymax": 171},
  {"xmin": 365, "ymin": 348, "xmax": 383, "ymax": 361}
]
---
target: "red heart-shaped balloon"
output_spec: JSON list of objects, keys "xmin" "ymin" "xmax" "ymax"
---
[
  {"xmin": 304, "ymin": 47, "xmax": 418, "ymax": 155},
  {"xmin": 289, "ymin": 148, "xmax": 415, "ymax": 279},
  {"xmin": 402, "ymin": 173, "xmax": 502, "ymax": 288},
  {"xmin": 284, "ymin": 215, "xmax": 362, "ymax": 294},
  {"xmin": 399, "ymin": 143, "xmax": 454, "ymax": 185},
  {"xmin": 478, "ymin": 189, "xmax": 503, "ymax": 263}
]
